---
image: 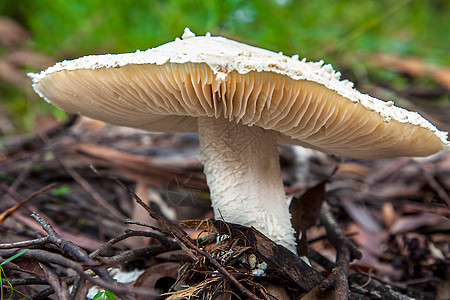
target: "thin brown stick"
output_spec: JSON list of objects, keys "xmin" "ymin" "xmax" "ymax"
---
[
  {"xmin": 0, "ymin": 161, "xmax": 33, "ymax": 196},
  {"xmin": 124, "ymin": 219, "xmax": 171, "ymax": 234},
  {"xmin": 8, "ymin": 277, "xmax": 77, "ymax": 300},
  {"xmin": 421, "ymin": 163, "xmax": 450, "ymax": 206},
  {"xmin": 0, "ymin": 182, "xmax": 56, "ymax": 224},
  {"xmin": 89, "ymin": 229, "xmax": 174, "ymax": 258},
  {"xmin": 318, "ymin": 203, "xmax": 362, "ymax": 300},
  {"xmin": 96, "ymin": 244, "xmax": 179, "ymax": 264},
  {"xmin": 59, "ymin": 159, "xmax": 127, "ymax": 221},
  {"xmin": 0, "ymin": 248, "xmax": 89, "ymax": 271},
  {"xmin": 0, "ymin": 236, "xmax": 48, "ymax": 249},
  {"xmin": 309, "ymin": 248, "xmax": 418, "ymax": 300}
]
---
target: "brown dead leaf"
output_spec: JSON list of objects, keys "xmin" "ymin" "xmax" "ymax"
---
[
  {"xmin": 342, "ymin": 201, "xmax": 383, "ymax": 234},
  {"xmin": 374, "ymin": 53, "xmax": 426, "ymax": 76},
  {"xmin": 381, "ymin": 202, "xmax": 396, "ymax": 230},
  {"xmin": 133, "ymin": 262, "xmax": 181, "ymax": 300},
  {"xmin": 390, "ymin": 212, "xmax": 449, "ymax": 234},
  {"xmin": 1, "ymin": 259, "xmax": 44, "ymax": 278},
  {"xmin": 431, "ymin": 233, "xmax": 450, "ymax": 244},
  {"xmin": 74, "ymin": 116, "xmax": 107, "ymax": 131},
  {"xmin": 398, "ymin": 201, "xmax": 450, "ymax": 217},
  {"xmin": 181, "ymin": 218, "xmax": 325, "ymax": 291},
  {"xmin": 39, "ymin": 262, "xmax": 70, "ymax": 300},
  {"xmin": 432, "ymin": 67, "xmax": 450, "ymax": 89},
  {"xmin": 299, "ymin": 285, "xmax": 334, "ymax": 300},
  {"xmin": 367, "ymin": 182, "xmax": 423, "ymax": 199},
  {"xmin": 215, "ymin": 219, "xmax": 325, "ymax": 291},
  {"xmin": 264, "ymin": 283, "xmax": 290, "ymax": 299},
  {"xmin": 290, "ymin": 180, "xmax": 327, "ymax": 231},
  {"xmin": 290, "ymin": 180, "xmax": 326, "ymax": 257},
  {"xmin": 337, "ymin": 163, "xmax": 371, "ymax": 177},
  {"xmin": 366, "ymin": 158, "xmax": 412, "ymax": 185},
  {"xmin": 346, "ymin": 223, "xmax": 403, "ymax": 280},
  {"xmin": 346, "ymin": 222, "xmax": 383, "ymax": 259}
]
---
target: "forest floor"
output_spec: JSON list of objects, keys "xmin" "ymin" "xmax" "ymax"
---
[{"xmin": 1, "ymin": 112, "xmax": 449, "ymax": 299}]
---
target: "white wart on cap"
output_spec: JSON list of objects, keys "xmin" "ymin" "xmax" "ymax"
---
[{"xmin": 29, "ymin": 28, "xmax": 449, "ymax": 253}]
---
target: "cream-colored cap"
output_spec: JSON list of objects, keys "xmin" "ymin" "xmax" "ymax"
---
[{"xmin": 29, "ymin": 28, "xmax": 449, "ymax": 159}]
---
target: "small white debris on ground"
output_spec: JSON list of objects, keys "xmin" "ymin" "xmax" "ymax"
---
[{"xmin": 86, "ymin": 268, "xmax": 145, "ymax": 299}]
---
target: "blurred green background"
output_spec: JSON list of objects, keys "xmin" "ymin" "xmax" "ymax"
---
[{"xmin": 0, "ymin": 0, "xmax": 449, "ymax": 133}]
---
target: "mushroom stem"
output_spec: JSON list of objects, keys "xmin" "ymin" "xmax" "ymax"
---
[{"xmin": 198, "ymin": 117, "xmax": 297, "ymax": 253}]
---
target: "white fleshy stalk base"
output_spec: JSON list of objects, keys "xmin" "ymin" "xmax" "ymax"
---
[{"xmin": 198, "ymin": 117, "xmax": 297, "ymax": 253}]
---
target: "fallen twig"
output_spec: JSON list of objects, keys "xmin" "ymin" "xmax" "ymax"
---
[
  {"xmin": 0, "ymin": 236, "xmax": 48, "ymax": 249},
  {"xmin": 318, "ymin": 202, "xmax": 362, "ymax": 299},
  {"xmin": 58, "ymin": 159, "xmax": 127, "ymax": 221},
  {"xmin": 309, "ymin": 248, "xmax": 421, "ymax": 299},
  {"xmin": 89, "ymin": 229, "xmax": 175, "ymax": 258},
  {"xmin": 420, "ymin": 163, "xmax": 450, "ymax": 206},
  {"xmin": 0, "ymin": 182, "xmax": 56, "ymax": 224},
  {"xmin": 31, "ymin": 212, "xmax": 113, "ymax": 281}
]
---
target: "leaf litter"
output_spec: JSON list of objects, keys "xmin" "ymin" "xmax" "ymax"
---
[{"xmin": 0, "ymin": 114, "xmax": 448, "ymax": 299}]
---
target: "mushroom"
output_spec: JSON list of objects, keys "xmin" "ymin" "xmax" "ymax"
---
[{"xmin": 29, "ymin": 28, "xmax": 449, "ymax": 253}]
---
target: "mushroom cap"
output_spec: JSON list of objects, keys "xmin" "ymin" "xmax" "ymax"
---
[{"xmin": 29, "ymin": 29, "xmax": 449, "ymax": 159}]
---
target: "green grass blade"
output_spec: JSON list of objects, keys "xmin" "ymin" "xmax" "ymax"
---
[{"xmin": 1, "ymin": 249, "xmax": 29, "ymax": 266}]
